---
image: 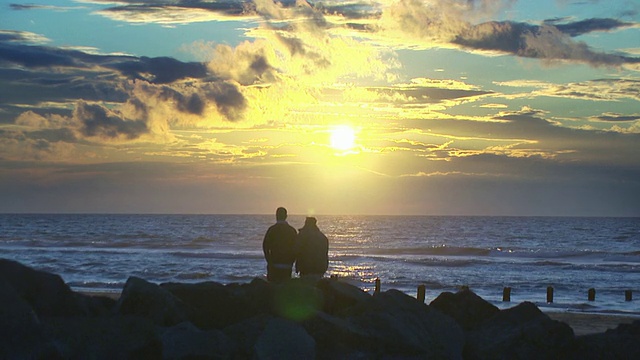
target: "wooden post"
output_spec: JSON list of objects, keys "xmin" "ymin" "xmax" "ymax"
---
[
  {"xmin": 588, "ymin": 288, "xmax": 596, "ymax": 302},
  {"xmin": 417, "ymin": 285, "xmax": 426, "ymax": 303},
  {"xmin": 625, "ymin": 290, "xmax": 633, "ymax": 302},
  {"xmin": 546, "ymin": 286, "xmax": 554, "ymax": 303},
  {"xmin": 503, "ymin": 287, "xmax": 511, "ymax": 302},
  {"xmin": 374, "ymin": 278, "xmax": 381, "ymax": 295}
]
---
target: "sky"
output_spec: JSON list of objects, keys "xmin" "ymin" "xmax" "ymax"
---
[{"xmin": 0, "ymin": 0, "xmax": 639, "ymax": 216}]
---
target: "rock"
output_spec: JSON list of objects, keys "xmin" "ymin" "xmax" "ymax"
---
[
  {"xmin": 77, "ymin": 293, "xmax": 118, "ymax": 316},
  {"xmin": 303, "ymin": 311, "xmax": 378, "ymax": 359},
  {"xmin": 430, "ymin": 288, "xmax": 500, "ymax": 331},
  {"xmin": 271, "ymin": 279, "xmax": 324, "ymax": 321},
  {"xmin": 254, "ymin": 317, "xmax": 316, "ymax": 360},
  {"xmin": 0, "ymin": 279, "xmax": 59, "ymax": 359},
  {"xmin": 0, "ymin": 258, "xmax": 86, "ymax": 317},
  {"xmin": 115, "ymin": 276, "xmax": 191, "ymax": 326},
  {"xmin": 570, "ymin": 320, "xmax": 640, "ymax": 359},
  {"xmin": 346, "ymin": 289, "xmax": 465, "ymax": 359},
  {"xmin": 43, "ymin": 315, "xmax": 161, "ymax": 359},
  {"xmin": 162, "ymin": 278, "xmax": 273, "ymax": 329},
  {"xmin": 161, "ymin": 321, "xmax": 235, "ymax": 359},
  {"xmin": 223, "ymin": 314, "xmax": 272, "ymax": 359},
  {"xmin": 465, "ymin": 301, "xmax": 575, "ymax": 359},
  {"xmin": 315, "ymin": 278, "xmax": 371, "ymax": 315}
]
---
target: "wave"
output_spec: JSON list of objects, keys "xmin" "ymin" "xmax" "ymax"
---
[{"xmin": 369, "ymin": 246, "xmax": 492, "ymax": 257}]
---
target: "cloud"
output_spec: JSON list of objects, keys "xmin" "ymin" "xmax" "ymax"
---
[
  {"xmin": 590, "ymin": 113, "xmax": 640, "ymax": 122},
  {"xmin": 0, "ymin": 30, "xmax": 50, "ymax": 44},
  {"xmin": 0, "ymin": 30, "xmax": 251, "ymax": 144},
  {"xmin": 111, "ymin": 56, "xmax": 208, "ymax": 84},
  {"xmin": 0, "ymin": 37, "xmax": 208, "ymax": 84},
  {"xmin": 550, "ymin": 17, "xmax": 636, "ymax": 36},
  {"xmin": 495, "ymin": 78, "xmax": 640, "ymax": 102},
  {"xmin": 453, "ymin": 21, "xmax": 639, "ymax": 67},
  {"xmin": 73, "ymin": 101, "xmax": 148, "ymax": 140},
  {"xmin": 88, "ymin": 0, "xmax": 260, "ymax": 24}
]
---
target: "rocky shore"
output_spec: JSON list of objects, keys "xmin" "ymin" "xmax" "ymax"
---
[{"xmin": 1, "ymin": 258, "xmax": 639, "ymax": 359}]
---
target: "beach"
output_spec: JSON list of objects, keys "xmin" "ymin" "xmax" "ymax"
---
[{"xmin": 547, "ymin": 311, "xmax": 640, "ymax": 336}]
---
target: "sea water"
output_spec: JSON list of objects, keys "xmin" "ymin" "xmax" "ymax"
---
[{"xmin": 1, "ymin": 214, "xmax": 639, "ymax": 313}]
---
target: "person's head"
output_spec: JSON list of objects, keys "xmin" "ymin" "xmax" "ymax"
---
[
  {"xmin": 276, "ymin": 207, "xmax": 288, "ymax": 221},
  {"xmin": 303, "ymin": 217, "xmax": 317, "ymax": 228}
]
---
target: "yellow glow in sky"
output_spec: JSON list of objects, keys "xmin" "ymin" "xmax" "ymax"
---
[{"xmin": 329, "ymin": 125, "xmax": 356, "ymax": 151}]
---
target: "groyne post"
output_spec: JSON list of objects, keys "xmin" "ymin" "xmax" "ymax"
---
[
  {"xmin": 503, "ymin": 287, "xmax": 511, "ymax": 302},
  {"xmin": 417, "ymin": 285, "xmax": 426, "ymax": 303},
  {"xmin": 588, "ymin": 288, "xmax": 596, "ymax": 302},
  {"xmin": 374, "ymin": 278, "xmax": 381, "ymax": 295},
  {"xmin": 625, "ymin": 290, "xmax": 633, "ymax": 302},
  {"xmin": 546, "ymin": 286, "xmax": 554, "ymax": 303}
]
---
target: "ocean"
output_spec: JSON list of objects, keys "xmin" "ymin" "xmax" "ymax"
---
[{"xmin": 1, "ymin": 214, "xmax": 639, "ymax": 314}]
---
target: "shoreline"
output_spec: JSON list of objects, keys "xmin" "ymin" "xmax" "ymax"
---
[
  {"xmin": 546, "ymin": 311, "xmax": 640, "ymax": 336},
  {"xmin": 78, "ymin": 289, "xmax": 639, "ymax": 336}
]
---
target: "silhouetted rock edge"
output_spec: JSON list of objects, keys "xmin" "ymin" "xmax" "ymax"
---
[{"xmin": 1, "ymin": 259, "xmax": 639, "ymax": 359}]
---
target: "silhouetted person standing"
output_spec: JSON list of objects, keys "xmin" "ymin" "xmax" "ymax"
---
[
  {"xmin": 295, "ymin": 217, "xmax": 329, "ymax": 280},
  {"xmin": 263, "ymin": 207, "xmax": 297, "ymax": 282}
]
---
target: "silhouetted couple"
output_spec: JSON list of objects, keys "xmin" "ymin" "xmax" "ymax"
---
[{"xmin": 262, "ymin": 207, "xmax": 328, "ymax": 282}]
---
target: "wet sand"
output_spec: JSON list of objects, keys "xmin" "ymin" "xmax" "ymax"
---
[{"xmin": 547, "ymin": 312, "xmax": 639, "ymax": 336}]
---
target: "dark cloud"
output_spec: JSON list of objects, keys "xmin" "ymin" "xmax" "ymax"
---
[
  {"xmin": 9, "ymin": 4, "xmax": 40, "ymax": 10},
  {"xmin": 551, "ymin": 18, "xmax": 634, "ymax": 37},
  {"xmin": 0, "ymin": 42, "xmax": 78, "ymax": 67},
  {"xmin": 0, "ymin": 39, "xmax": 208, "ymax": 84},
  {"xmin": 372, "ymin": 86, "xmax": 491, "ymax": 103},
  {"xmin": 26, "ymin": 128, "xmax": 78, "ymax": 143},
  {"xmin": 0, "ymin": 67, "xmax": 129, "ymax": 118},
  {"xmin": 204, "ymin": 82, "xmax": 247, "ymax": 121},
  {"xmin": 98, "ymin": 0, "xmax": 253, "ymax": 19},
  {"xmin": 156, "ymin": 86, "xmax": 206, "ymax": 115},
  {"xmin": 9, "ymin": 3, "xmax": 79, "ymax": 11},
  {"xmin": 454, "ymin": 20, "xmax": 640, "ymax": 67},
  {"xmin": 591, "ymin": 113, "xmax": 640, "ymax": 122},
  {"xmin": 73, "ymin": 102, "xmax": 148, "ymax": 140},
  {"xmin": 111, "ymin": 56, "xmax": 208, "ymax": 84}
]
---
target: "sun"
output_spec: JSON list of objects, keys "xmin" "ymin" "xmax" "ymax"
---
[{"xmin": 329, "ymin": 125, "xmax": 356, "ymax": 151}]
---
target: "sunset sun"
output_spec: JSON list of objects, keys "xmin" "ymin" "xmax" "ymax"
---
[{"xmin": 329, "ymin": 125, "xmax": 356, "ymax": 151}]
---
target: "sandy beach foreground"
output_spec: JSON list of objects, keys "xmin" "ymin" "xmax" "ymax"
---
[{"xmin": 547, "ymin": 312, "xmax": 640, "ymax": 336}]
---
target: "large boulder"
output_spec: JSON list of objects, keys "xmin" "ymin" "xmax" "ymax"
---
[
  {"xmin": 115, "ymin": 276, "xmax": 191, "ymax": 326},
  {"xmin": 223, "ymin": 314, "xmax": 272, "ymax": 359},
  {"xmin": 0, "ymin": 258, "xmax": 87, "ymax": 317},
  {"xmin": 161, "ymin": 277, "xmax": 273, "ymax": 329},
  {"xmin": 430, "ymin": 288, "xmax": 500, "ymax": 331},
  {"xmin": 271, "ymin": 279, "xmax": 324, "ymax": 321},
  {"xmin": 465, "ymin": 301, "xmax": 575, "ymax": 359},
  {"xmin": 161, "ymin": 321, "xmax": 235, "ymax": 359},
  {"xmin": 570, "ymin": 320, "xmax": 640, "ymax": 359},
  {"xmin": 345, "ymin": 289, "xmax": 465, "ymax": 358},
  {"xmin": 254, "ymin": 317, "xmax": 316, "ymax": 360},
  {"xmin": 315, "ymin": 278, "xmax": 371, "ymax": 315},
  {"xmin": 302, "ymin": 311, "xmax": 379, "ymax": 359},
  {"xmin": 0, "ymin": 279, "xmax": 59, "ymax": 359},
  {"xmin": 42, "ymin": 315, "xmax": 161, "ymax": 359}
]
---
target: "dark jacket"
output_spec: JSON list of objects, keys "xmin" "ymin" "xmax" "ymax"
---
[
  {"xmin": 263, "ymin": 221, "xmax": 297, "ymax": 267},
  {"xmin": 295, "ymin": 224, "xmax": 329, "ymax": 275}
]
